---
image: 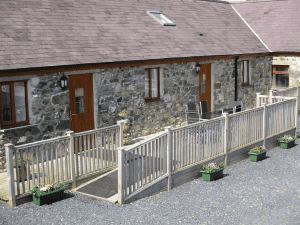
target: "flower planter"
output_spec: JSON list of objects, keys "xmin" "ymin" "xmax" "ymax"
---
[
  {"xmin": 201, "ymin": 169, "xmax": 223, "ymax": 181},
  {"xmin": 123, "ymin": 137, "xmax": 132, "ymax": 145},
  {"xmin": 248, "ymin": 151, "xmax": 266, "ymax": 162},
  {"xmin": 32, "ymin": 187, "xmax": 66, "ymax": 206},
  {"xmin": 279, "ymin": 140, "xmax": 295, "ymax": 149}
]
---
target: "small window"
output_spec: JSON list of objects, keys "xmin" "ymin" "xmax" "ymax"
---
[
  {"xmin": 241, "ymin": 60, "xmax": 249, "ymax": 86},
  {"xmin": 147, "ymin": 11, "xmax": 176, "ymax": 27},
  {"xmin": 0, "ymin": 80, "xmax": 29, "ymax": 128},
  {"xmin": 145, "ymin": 68, "xmax": 160, "ymax": 102},
  {"xmin": 272, "ymin": 65, "xmax": 289, "ymax": 88}
]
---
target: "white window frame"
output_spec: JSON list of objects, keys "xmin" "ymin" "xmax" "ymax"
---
[{"xmin": 147, "ymin": 11, "xmax": 176, "ymax": 27}]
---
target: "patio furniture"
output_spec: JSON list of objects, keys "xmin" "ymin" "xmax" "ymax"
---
[
  {"xmin": 200, "ymin": 101, "xmax": 222, "ymax": 119},
  {"xmin": 222, "ymin": 101, "xmax": 242, "ymax": 114},
  {"xmin": 186, "ymin": 102, "xmax": 206, "ymax": 124}
]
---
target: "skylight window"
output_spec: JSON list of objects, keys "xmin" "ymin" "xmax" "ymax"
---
[{"xmin": 147, "ymin": 11, "xmax": 176, "ymax": 27}]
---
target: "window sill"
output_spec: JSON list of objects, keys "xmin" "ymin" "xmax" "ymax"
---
[
  {"xmin": 144, "ymin": 98, "xmax": 163, "ymax": 103},
  {"xmin": 144, "ymin": 97, "xmax": 161, "ymax": 103},
  {"xmin": 241, "ymin": 84, "xmax": 254, "ymax": 88},
  {"xmin": 0, "ymin": 124, "xmax": 36, "ymax": 132}
]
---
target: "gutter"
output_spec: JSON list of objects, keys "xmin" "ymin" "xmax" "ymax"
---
[{"xmin": 235, "ymin": 56, "xmax": 239, "ymax": 101}]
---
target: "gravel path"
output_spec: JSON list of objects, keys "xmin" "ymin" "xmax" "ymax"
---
[{"xmin": 1, "ymin": 119, "xmax": 300, "ymax": 225}]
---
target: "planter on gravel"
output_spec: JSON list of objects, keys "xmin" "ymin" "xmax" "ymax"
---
[
  {"xmin": 30, "ymin": 182, "xmax": 68, "ymax": 206},
  {"xmin": 200, "ymin": 162, "xmax": 227, "ymax": 181},
  {"xmin": 248, "ymin": 146, "xmax": 266, "ymax": 162},
  {"xmin": 278, "ymin": 135, "xmax": 296, "ymax": 149}
]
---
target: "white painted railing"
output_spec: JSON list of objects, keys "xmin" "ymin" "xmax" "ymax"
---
[
  {"xmin": 265, "ymin": 99, "xmax": 296, "ymax": 138},
  {"xmin": 73, "ymin": 125, "xmax": 120, "ymax": 178},
  {"xmin": 271, "ymin": 87, "xmax": 300, "ymax": 110},
  {"xmin": 5, "ymin": 120, "xmax": 126, "ymax": 207},
  {"xmin": 228, "ymin": 107, "xmax": 264, "ymax": 151},
  {"xmin": 118, "ymin": 99, "xmax": 297, "ymax": 204},
  {"xmin": 118, "ymin": 131, "xmax": 168, "ymax": 203},
  {"xmin": 170, "ymin": 117, "xmax": 225, "ymax": 172}
]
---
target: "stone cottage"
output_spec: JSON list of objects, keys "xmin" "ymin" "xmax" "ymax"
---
[{"xmin": 0, "ymin": 0, "xmax": 299, "ymax": 169}]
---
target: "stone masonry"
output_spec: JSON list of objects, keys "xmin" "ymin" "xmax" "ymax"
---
[{"xmin": 0, "ymin": 56, "xmax": 272, "ymax": 169}]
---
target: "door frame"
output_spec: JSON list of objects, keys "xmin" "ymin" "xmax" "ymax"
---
[
  {"xmin": 69, "ymin": 73, "xmax": 94, "ymax": 133},
  {"xmin": 199, "ymin": 63, "xmax": 212, "ymax": 111}
]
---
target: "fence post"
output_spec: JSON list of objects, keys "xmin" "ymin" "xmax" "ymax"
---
[
  {"xmin": 295, "ymin": 97, "xmax": 298, "ymax": 138},
  {"xmin": 5, "ymin": 143, "xmax": 16, "ymax": 207},
  {"xmin": 262, "ymin": 103, "xmax": 267, "ymax": 148},
  {"xmin": 165, "ymin": 126, "xmax": 172, "ymax": 191},
  {"xmin": 117, "ymin": 120, "xmax": 125, "ymax": 147},
  {"xmin": 256, "ymin": 92, "xmax": 261, "ymax": 107},
  {"xmin": 297, "ymin": 86, "xmax": 300, "ymax": 113},
  {"xmin": 222, "ymin": 113, "xmax": 229, "ymax": 166},
  {"xmin": 269, "ymin": 90, "xmax": 273, "ymax": 104},
  {"xmin": 118, "ymin": 147, "xmax": 125, "ymax": 204},
  {"xmin": 66, "ymin": 131, "xmax": 76, "ymax": 189}
]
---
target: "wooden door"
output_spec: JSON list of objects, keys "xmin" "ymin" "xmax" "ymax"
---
[
  {"xmin": 199, "ymin": 64, "xmax": 212, "ymax": 111},
  {"xmin": 69, "ymin": 73, "xmax": 94, "ymax": 133}
]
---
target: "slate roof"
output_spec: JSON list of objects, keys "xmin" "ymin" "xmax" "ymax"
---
[
  {"xmin": 233, "ymin": 0, "xmax": 300, "ymax": 52},
  {"xmin": 0, "ymin": 0, "xmax": 269, "ymax": 71}
]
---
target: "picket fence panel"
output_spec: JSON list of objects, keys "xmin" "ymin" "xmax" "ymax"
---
[
  {"xmin": 171, "ymin": 117, "xmax": 225, "ymax": 172},
  {"xmin": 228, "ymin": 107, "xmax": 264, "ymax": 150},
  {"xmin": 120, "ymin": 132, "xmax": 168, "ymax": 201}
]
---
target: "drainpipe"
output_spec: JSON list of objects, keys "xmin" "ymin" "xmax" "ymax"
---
[{"xmin": 235, "ymin": 56, "xmax": 239, "ymax": 101}]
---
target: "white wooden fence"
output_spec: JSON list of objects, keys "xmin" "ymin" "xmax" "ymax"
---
[
  {"xmin": 5, "ymin": 120, "xmax": 126, "ymax": 207},
  {"xmin": 118, "ymin": 131, "xmax": 168, "ymax": 203},
  {"xmin": 118, "ymin": 98, "xmax": 297, "ymax": 204},
  {"xmin": 257, "ymin": 86, "xmax": 300, "ymax": 108}
]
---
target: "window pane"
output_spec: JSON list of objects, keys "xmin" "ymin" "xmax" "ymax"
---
[
  {"xmin": 145, "ymin": 71, "xmax": 150, "ymax": 98},
  {"xmin": 151, "ymin": 69, "xmax": 158, "ymax": 98},
  {"xmin": 201, "ymin": 74, "xmax": 206, "ymax": 93},
  {"xmin": 75, "ymin": 88, "xmax": 85, "ymax": 114},
  {"xmin": 275, "ymin": 74, "xmax": 289, "ymax": 87},
  {"xmin": 1, "ymin": 85, "xmax": 12, "ymax": 122},
  {"xmin": 244, "ymin": 61, "xmax": 248, "ymax": 83},
  {"xmin": 14, "ymin": 82, "xmax": 27, "ymax": 122}
]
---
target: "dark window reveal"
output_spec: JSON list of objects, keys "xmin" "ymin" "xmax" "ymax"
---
[
  {"xmin": 272, "ymin": 65, "xmax": 289, "ymax": 88},
  {"xmin": 145, "ymin": 68, "xmax": 160, "ymax": 102}
]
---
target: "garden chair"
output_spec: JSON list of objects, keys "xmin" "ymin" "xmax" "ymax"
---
[{"xmin": 185, "ymin": 102, "xmax": 208, "ymax": 124}]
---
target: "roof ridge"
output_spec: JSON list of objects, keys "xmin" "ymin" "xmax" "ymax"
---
[{"xmin": 231, "ymin": 4, "xmax": 272, "ymax": 52}]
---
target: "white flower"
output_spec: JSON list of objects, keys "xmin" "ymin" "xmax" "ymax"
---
[{"xmin": 40, "ymin": 187, "xmax": 47, "ymax": 192}]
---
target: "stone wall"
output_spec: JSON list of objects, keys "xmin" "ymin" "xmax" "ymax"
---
[
  {"xmin": 272, "ymin": 56, "xmax": 300, "ymax": 88},
  {"xmin": 0, "ymin": 56, "xmax": 272, "ymax": 169},
  {"xmin": 238, "ymin": 56, "xmax": 272, "ymax": 109},
  {"xmin": 0, "ymin": 73, "xmax": 71, "ymax": 170}
]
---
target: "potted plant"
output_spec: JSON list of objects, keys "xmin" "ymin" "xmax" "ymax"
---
[
  {"xmin": 200, "ymin": 162, "xmax": 227, "ymax": 181},
  {"xmin": 123, "ymin": 132, "xmax": 132, "ymax": 145},
  {"xmin": 248, "ymin": 146, "xmax": 266, "ymax": 162},
  {"xmin": 278, "ymin": 134, "xmax": 296, "ymax": 149},
  {"xmin": 29, "ymin": 181, "xmax": 68, "ymax": 206}
]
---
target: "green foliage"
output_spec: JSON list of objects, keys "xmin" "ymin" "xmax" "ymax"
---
[
  {"xmin": 29, "ymin": 181, "xmax": 68, "ymax": 197},
  {"xmin": 248, "ymin": 146, "xmax": 266, "ymax": 155},
  {"xmin": 278, "ymin": 135, "xmax": 296, "ymax": 143},
  {"xmin": 201, "ymin": 162, "xmax": 227, "ymax": 174}
]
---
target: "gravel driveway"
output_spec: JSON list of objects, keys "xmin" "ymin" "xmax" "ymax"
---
[{"xmin": 1, "ymin": 119, "xmax": 300, "ymax": 225}]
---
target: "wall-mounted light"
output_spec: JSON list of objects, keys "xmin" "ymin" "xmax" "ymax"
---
[
  {"xmin": 195, "ymin": 63, "xmax": 201, "ymax": 73},
  {"xmin": 60, "ymin": 73, "xmax": 68, "ymax": 90}
]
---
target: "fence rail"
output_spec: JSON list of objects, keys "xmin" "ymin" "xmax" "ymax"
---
[{"xmin": 5, "ymin": 120, "xmax": 126, "ymax": 207}]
